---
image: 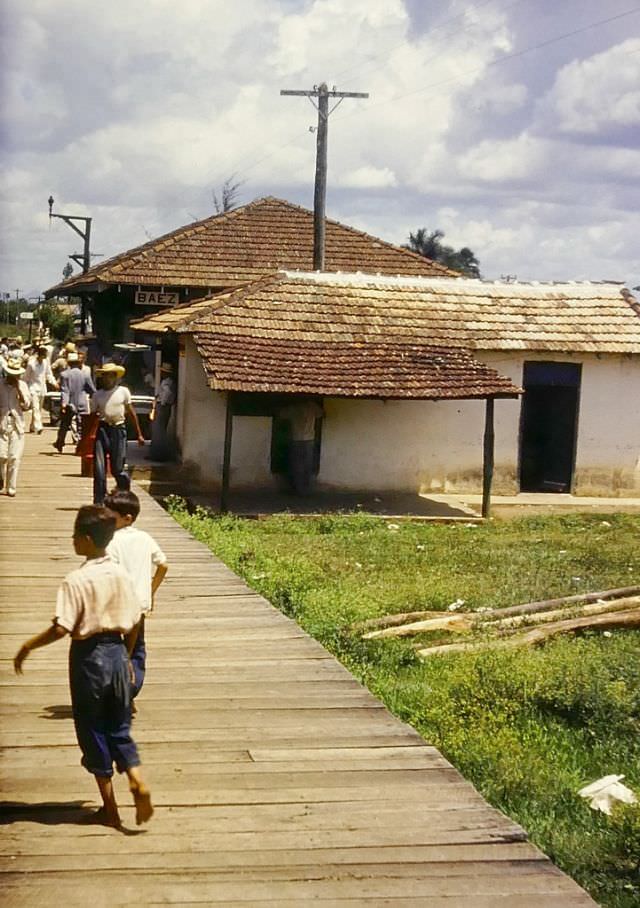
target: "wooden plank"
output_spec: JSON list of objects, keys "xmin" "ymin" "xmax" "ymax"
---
[{"xmin": 0, "ymin": 433, "xmax": 596, "ymax": 907}]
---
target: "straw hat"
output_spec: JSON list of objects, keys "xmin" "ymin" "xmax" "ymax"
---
[
  {"xmin": 64, "ymin": 341, "xmax": 77, "ymax": 353},
  {"xmin": 67, "ymin": 352, "xmax": 80, "ymax": 363},
  {"xmin": 3, "ymin": 355, "xmax": 25, "ymax": 376},
  {"xmin": 160, "ymin": 361, "xmax": 174, "ymax": 374},
  {"xmin": 96, "ymin": 362, "xmax": 126, "ymax": 378}
]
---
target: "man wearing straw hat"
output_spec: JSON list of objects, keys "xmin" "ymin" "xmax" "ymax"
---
[
  {"xmin": 0, "ymin": 354, "xmax": 32, "ymax": 497},
  {"xmin": 91, "ymin": 363, "xmax": 145, "ymax": 506}
]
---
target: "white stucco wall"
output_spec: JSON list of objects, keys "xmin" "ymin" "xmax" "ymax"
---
[{"xmin": 177, "ymin": 339, "xmax": 640, "ymax": 496}]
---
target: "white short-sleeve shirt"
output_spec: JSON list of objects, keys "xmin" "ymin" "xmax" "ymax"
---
[
  {"xmin": 91, "ymin": 385, "xmax": 132, "ymax": 426},
  {"xmin": 107, "ymin": 525, "xmax": 167, "ymax": 613},
  {"xmin": 55, "ymin": 556, "xmax": 142, "ymax": 640}
]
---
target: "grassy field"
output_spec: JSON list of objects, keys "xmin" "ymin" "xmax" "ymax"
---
[{"xmin": 166, "ymin": 500, "xmax": 640, "ymax": 907}]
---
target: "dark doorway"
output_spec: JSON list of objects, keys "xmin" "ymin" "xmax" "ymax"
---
[
  {"xmin": 519, "ymin": 361, "xmax": 581, "ymax": 493},
  {"xmin": 271, "ymin": 416, "xmax": 322, "ymax": 476}
]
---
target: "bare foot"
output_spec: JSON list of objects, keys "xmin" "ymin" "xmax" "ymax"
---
[
  {"xmin": 81, "ymin": 806, "xmax": 122, "ymax": 829},
  {"xmin": 130, "ymin": 784, "xmax": 153, "ymax": 825}
]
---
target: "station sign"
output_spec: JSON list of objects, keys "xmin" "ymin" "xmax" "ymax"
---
[
  {"xmin": 135, "ymin": 291, "xmax": 180, "ymax": 307},
  {"xmin": 20, "ymin": 311, "xmax": 35, "ymax": 320}
]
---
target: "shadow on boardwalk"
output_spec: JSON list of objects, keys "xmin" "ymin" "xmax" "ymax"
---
[{"xmin": 0, "ymin": 431, "xmax": 596, "ymax": 906}]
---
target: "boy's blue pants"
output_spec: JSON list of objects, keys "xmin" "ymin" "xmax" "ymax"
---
[
  {"xmin": 69, "ymin": 634, "xmax": 140, "ymax": 777},
  {"xmin": 130, "ymin": 617, "xmax": 146, "ymax": 699}
]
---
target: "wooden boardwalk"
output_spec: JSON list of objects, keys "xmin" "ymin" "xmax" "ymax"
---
[{"xmin": 0, "ymin": 432, "xmax": 596, "ymax": 906}]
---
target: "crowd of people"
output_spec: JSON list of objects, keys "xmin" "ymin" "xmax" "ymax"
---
[
  {"xmin": 0, "ymin": 333, "xmax": 177, "ymax": 501},
  {"xmin": 2, "ymin": 332, "xmax": 174, "ymax": 829}
]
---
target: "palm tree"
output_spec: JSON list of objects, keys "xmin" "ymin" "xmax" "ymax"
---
[{"xmin": 405, "ymin": 229, "xmax": 481, "ymax": 278}]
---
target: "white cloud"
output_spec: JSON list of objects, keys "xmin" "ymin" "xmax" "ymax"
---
[
  {"xmin": 339, "ymin": 166, "xmax": 397, "ymax": 189},
  {"xmin": 541, "ymin": 38, "xmax": 640, "ymax": 135},
  {"xmin": 1, "ymin": 0, "xmax": 639, "ymax": 296}
]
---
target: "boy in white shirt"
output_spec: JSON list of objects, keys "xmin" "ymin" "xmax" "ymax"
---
[
  {"xmin": 14, "ymin": 505, "xmax": 153, "ymax": 829},
  {"xmin": 105, "ymin": 490, "xmax": 168, "ymax": 702}
]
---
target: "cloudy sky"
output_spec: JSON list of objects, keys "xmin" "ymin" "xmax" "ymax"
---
[{"xmin": 2, "ymin": 0, "xmax": 639, "ymax": 297}]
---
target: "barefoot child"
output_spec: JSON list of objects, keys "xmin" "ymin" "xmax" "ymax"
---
[
  {"xmin": 14, "ymin": 505, "xmax": 153, "ymax": 829},
  {"xmin": 105, "ymin": 490, "xmax": 168, "ymax": 701}
]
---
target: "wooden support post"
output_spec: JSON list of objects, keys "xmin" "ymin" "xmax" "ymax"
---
[
  {"xmin": 154, "ymin": 348, "xmax": 162, "ymax": 394},
  {"xmin": 482, "ymin": 397, "xmax": 495, "ymax": 519},
  {"xmin": 220, "ymin": 394, "xmax": 233, "ymax": 514}
]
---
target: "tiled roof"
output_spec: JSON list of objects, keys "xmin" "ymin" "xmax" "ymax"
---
[
  {"xmin": 169, "ymin": 272, "xmax": 640, "ymax": 355},
  {"xmin": 132, "ymin": 296, "xmax": 226, "ymax": 333},
  {"xmin": 160, "ymin": 271, "xmax": 520, "ymax": 400},
  {"xmin": 191, "ymin": 334, "xmax": 519, "ymax": 399},
  {"xmin": 45, "ymin": 197, "xmax": 453, "ymax": 297}
]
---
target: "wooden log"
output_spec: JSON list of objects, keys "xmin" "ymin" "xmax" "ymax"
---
[
  {"xmin": 417, "ymin": 607, "xmax": 640, "ymax": 658},
  {"xmin": 490, "ymin": 595, "xmax": 640, "ymax": 631},
  {"xmin": 476, "ymin": 584, "xmax": 640, "ymax": 622},
  {"xmin": 356, "ymin": 610, "xmax": 442, "ymax": 632},
  {"xmin": 363, "ymin": 615, "xmax": 473, "ymax": 639}
]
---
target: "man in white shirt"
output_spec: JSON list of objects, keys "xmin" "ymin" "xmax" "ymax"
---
[
  {"xmin": 91, "ymin": 362, "xmax": 145, "ymax": 505},
  {"xmin": 24, "ymin": 345, "xmax": 57, "ymax": 434},
  {"xmin": 0, "ymin": 355, "xmax": 32, "ymax": 496}
]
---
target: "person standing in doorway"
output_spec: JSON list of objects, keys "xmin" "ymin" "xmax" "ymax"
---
[
  {"xmin": 279, "ymin": 398, "xmax": 324, "ymax": 495},
  {"xmin": 149, "ymin": 362, "xmax": 176, "ymax": 461},
  {"xmin": 0, "ymin": 355, "xmax": 32, "ymax": 497},
  {"xmin": 91, "ymin": 363, "xmax": 145, "ymax": 505},
  {"xmin": 24, "ymin": 345, "xmax": 57, "ymax": 434}
]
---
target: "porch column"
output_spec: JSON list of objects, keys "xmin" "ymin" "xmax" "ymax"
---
[
  {"xmin": 481, "ymin": 397, "xmax": 495, "ymax": 519},
  {"xmin": 220, "ymin": 393, "xmax": 234, "ymax": 514}
]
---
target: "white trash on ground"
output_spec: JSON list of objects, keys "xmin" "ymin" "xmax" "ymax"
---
[{"xmin": 578, "ymin": 775, "xmax": 638, "ymax": 815}]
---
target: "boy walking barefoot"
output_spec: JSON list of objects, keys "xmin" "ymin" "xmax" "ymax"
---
[
  {"xmin": 105, "ymin": 490, "xmax": 168, "ymax": 702},
  {"xmin": 14, "ymin": 505, "xmax": 153, "ymax": 829}
]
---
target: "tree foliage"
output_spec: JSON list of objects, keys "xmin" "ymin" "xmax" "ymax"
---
[
  {"xmin": 405, "ymin": 228, "xmax": 481, "ymax": 278},
  {"xmin": 37, "ymin": 300, "xmax": 75, "ymax": 341},
  {"xmin": 212, "ymin": 175, "xmax": 244, "ymax": 214}
]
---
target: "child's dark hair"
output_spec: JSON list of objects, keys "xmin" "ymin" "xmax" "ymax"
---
[
  {"xmin": 104, "ymin": 489, "xmax": 141, "ymax": 521},
  {"xmin": 74, "ymin": 505, "xmax": 116, "ymax": 548}
]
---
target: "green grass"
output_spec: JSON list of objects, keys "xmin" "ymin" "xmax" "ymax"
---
[{"xmin": 166, "ymin": 499, "xmax": 640, "ymax": 906}]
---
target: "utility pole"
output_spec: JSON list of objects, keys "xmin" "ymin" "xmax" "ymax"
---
[
  {"xmin": 48, "ymin": 196, "xmax": 94, "ymax": 273},
  {"xmin": 281, "ymin": 83, "xmax": 368, "ymax": 271}
]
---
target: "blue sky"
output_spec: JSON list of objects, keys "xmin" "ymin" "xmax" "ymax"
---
[{"xmin": 1, "ymin": 0, "xmax": 639, "ymax": 296}]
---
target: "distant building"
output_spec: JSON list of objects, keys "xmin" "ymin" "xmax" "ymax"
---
[
  {"xmin": 44, "ymin": 197, "xmax": 453, "ymax": 353},
  {"xmin": 133, "ymin": 272, "xmax": 640, "ymax": 499}
]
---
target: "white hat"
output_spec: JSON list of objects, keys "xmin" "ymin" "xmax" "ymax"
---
[{"xmin": 4, "ymin": 355, "xmax": 25, "ymax": 376}]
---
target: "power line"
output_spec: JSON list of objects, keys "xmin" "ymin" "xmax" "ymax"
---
[
  {"xmin": 333, "ymin": 0, "xmax": 500, "ymax": 82},
  {"xmin": 232, "ymin": 0, "xmax": 525, "ymax": 182},
  {"xmin": 335, "ymin": 7, "xmax": 640, "ymax": 120},
  {"xmin": 280, "ymin": 83, "xmax": 369, "ymax": 269},
  {"xmin": 337, "ymin": 0, "xmax": 529, "ymax": 87},
  {"xmin": 232, "ymin": 6, "xmax": 639, "ymax": 187}
]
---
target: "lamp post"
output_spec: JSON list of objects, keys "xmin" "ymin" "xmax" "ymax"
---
[{"xmin": 48, "ymin": 196, "xmax": 93, "ymax": 274}]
